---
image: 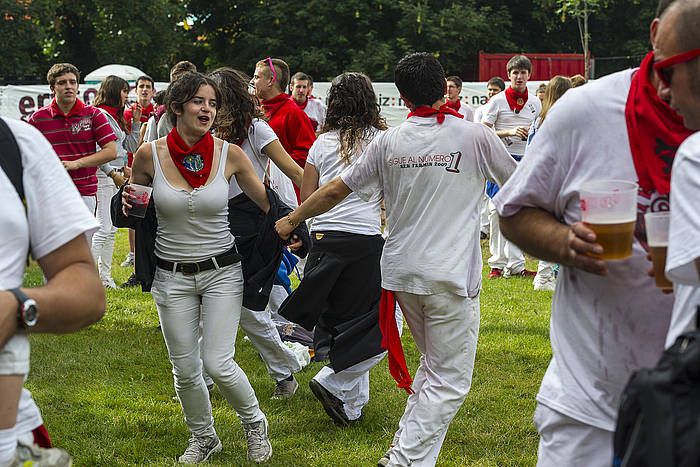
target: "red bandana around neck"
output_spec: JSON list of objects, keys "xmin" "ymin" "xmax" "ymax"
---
[
  {"xmin": 262, "ymin": 93, "xmax": 291, "ymax": 119},
  {"xmin": 505, "ymin": 87, "xmax": 529, "ymax": 113},
  {"xmin": 166, "ymin": 127, "xmax": 215, "ymax": 189},
  {"xmin": 295, "ymin": 98, "xmax": 308, "ymax": 110},
  {"xmin": 97, "ymin": 104, "xmax": 121, "ymax": 124},
  {"xmin": 407, "ymin": 104, "xmax": 463, "ymax": 123},
  {"xmin": 445, "ymin": 99, "xmax": 462, "ymax": 112},
  {"xmin": 379, "ymin": 290, "xmax": 414, "ymax": 394},
  {"xmin": 625, "ymin": 51, "xmax": 692, "ymax": 197}
]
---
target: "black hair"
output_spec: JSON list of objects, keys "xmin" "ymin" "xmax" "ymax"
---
[
  {"xmin": 394, "ymin": 52, "xmax": 446, "ymax": 107},
  {"xmin": 166, "ymin": 72, "xmax": 221, "ymax": 127}
]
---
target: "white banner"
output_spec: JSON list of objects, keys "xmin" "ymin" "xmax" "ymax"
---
[{"xmin": 1, "ymin": 81, "xmax": 546, "ymax": 127}]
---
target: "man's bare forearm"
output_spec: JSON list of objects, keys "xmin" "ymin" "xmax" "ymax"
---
[
  {"xmin": 289, "ymin": 177, "xmax": 351, "ymax": 225},
  {"xmin": 499, "ymin": 207, "xmax": 570, "ymax": 263}
]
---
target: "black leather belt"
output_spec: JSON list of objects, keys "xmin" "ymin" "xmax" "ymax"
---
[{"xmin": 156, "ymin": 249, "xmax": 241, "ymax": 275}]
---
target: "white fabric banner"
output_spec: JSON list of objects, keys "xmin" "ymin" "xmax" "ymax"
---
[{"xmin": 0, "ymin": 81, "xmax": 546, "ymax": 127}]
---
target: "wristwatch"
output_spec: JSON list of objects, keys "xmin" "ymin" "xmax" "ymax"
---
[{"xmin": 8, "ymin": 288, "xmax": 38, "ymax": 329}]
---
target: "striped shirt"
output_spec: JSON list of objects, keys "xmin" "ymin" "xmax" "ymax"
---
[{"xmin": 28, "ymin": 98, "xmax": 117, "ymax": 196}]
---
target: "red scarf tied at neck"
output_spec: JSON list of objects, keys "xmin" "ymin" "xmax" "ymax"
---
[
  {"xmin": 625, "ymin": 51, "xmax": 692, "ymax": 197},
  {"xmin": 262, "ymin": 93, "xmax": 292, "ymax": 119},
  {"xmin": 407, "ymin": 104, "xmax": 463, "ymax": 123},
  {"xmin": 97, "ymin": 104, "xmax": 120, "ymax": 123},
  {"xmin": 504, "ymin": 87, "xmax": 529, "ymax": 113},
  {"xmin": 166, "ymin": 127, "xmax": 215, "ymax": 189},
  {"xmin": 444, "ymin": 99, "xmax": 462, "ymax": 112}
]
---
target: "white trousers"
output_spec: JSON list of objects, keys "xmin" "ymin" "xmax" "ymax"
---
[
  {"xmin": 81, "ymin": 194, "xmax": 97, "ymax": 246},
  {"xmin": 479, "ymin": 191, "xmax": 490, "ymax": 234},
  {"xmin": 151, "ymin": 263, "xmax": 264, "ymax": 436},
  {"xmin": 239, "ymin": 307, "xmax": 301, "ymax": 382},
  {"xmin": 534, "ymin": 403, "xmax": 613, "ymax": 467},
  {"xmin": 388, "ymin": 292, "xmax": 480, "ymax": 467},
  {"xmin": 487, "ymin": 199, "xmax": 525, "ymax": 273},
  {"xmin": 313, "ymin": 306, "xmax": 404, "ymax": 421},
  {"xmin": 91, "ymin": 171, "xmax": 118, "ymax": 283}
]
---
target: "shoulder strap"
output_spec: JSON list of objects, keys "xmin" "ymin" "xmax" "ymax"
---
[{"xmin": 0, "ymin": 117, "xmax": 24, "ymax": 203}]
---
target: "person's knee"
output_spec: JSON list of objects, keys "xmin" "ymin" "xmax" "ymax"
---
[{"xmin": 201, "ymin": 354, "xmax": 238, "ymax": 382}]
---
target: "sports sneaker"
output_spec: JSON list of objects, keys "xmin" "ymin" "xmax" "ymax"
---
[
  {"xmin": 309, "ymin": 379, "xmax": 349, "ymax": 427},
  {"xmin": 178, "ymin": 434, "xmax": 222, "ymax": 464},
  {"xmin": 242, "ymin": 416, "xmax": 272, "ymax": 463},
  {"xmin": 515, "ymin": 269, "xmax": 537, "ymax": 278},
  {"xmin": 377, "ymin": 448, "xmax": 391, "ymax": 467},
  {"xmin": 12, "ymin": 440, "xmax": 72, "ymax": 466},
  {"xmin": 102, "ymin": 278, "xmax": 117, "ymax": 289},
  {"xmin": 120, "ymin": 272, "xmax": 141, "ymax": 288},
  {"xmin": 534, "ymin": 276, "xmax": 557, "ymax": 292},
  {"xmin": 488, "ymin": 268, "xmax": 503, "ymax": 279},
  {"xmin": 120, "ymin": 252, "xmax": 134, "ymax": 267},
  {"xmin": 271, "ymin": 375, "xmax": 298, "ymax": 399}
]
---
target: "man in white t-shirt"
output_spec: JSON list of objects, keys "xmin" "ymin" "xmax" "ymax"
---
[
  {"xmin": 483, "ymin": 56, "xmax": 541, "ymax": 279},
  {"xmin": 290, "ymin": 72, "xmax": 327, "ymax": 133},
  {"xmin": 275, "ymin": 52, "xmax": 516, "ymax": 467},
  {"xmin": 0, "ymin": 117, "xmax": 105, "ymax": 465},
  {"xmin": 655, "ymin": 0, "xmax": 700, "ymax": 347},
  {"xmin": 493, "ymin": 2, "xmax": 685, "ymax": 464},
  {"xmin": 444, "ymin": 75, "xmax": 474, "ymax": 122}
]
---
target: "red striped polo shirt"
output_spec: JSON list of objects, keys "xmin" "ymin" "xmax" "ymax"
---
[{"xmin": 28, "ymin": 98, "xmax": 117, "ymax": 196}]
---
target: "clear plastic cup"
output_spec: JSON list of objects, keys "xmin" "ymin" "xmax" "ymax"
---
[
  {"xmin": 127, "ymin": 183, "xmax": 153, "ymax": 218},
  {"xmin": 644, "ymin": 211, "xmax": 672, "ymax": 290},
  {"xmin": 579, "ymin": 180, "xmax": 638, "ymax": 260}
]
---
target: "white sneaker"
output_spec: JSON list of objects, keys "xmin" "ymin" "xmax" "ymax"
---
[
  {"xmin": 533, "ymin": 275, "xmax": 557, "ymax": 291},
  {"xmin": 12, "ymin": 440, "xmax": 72, "ymax": 466},
  {"xmin": 243, "ymin": 416, "xmax": 272, "ymax": 463},
  {"xmin": 178, "ymin": 434, "xmax": 222, "ymax": 464},
  {"xmin": 120, "ymin": 252, "xmax": 134, "ymax": 267},
  {"xmin": 102, "ymin": 278, "xmax": 117, "ymax": 289}
]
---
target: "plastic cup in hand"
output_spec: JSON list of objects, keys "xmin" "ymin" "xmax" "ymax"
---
[
  {"xmin": 644, "ymin": 211, "xmax": 672, "ymax": 291},
  {"xmin": 127, "ymin": 183, "xmax": 152, "ymax": 218},
  {"xmin": 579, "ymin": 180, "xmax": 638, "ymax": 260}
]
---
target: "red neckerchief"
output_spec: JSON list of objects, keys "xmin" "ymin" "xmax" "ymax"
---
[
  {"xmin": 407, "ymin": 104, "xmax": 463, "ymax": 123},
  {"xmin": 97, "ymin": 104, "xmax": 120, "ymax": 123},
  {"xmin": 262, "ymin": 93, "xmax": 292, "ymax": 119},
  {"xmin": 445, "ymin": 99, "xmax": 461, "ymax": 112},
  {"xmin": 626, "ymin": 51, "xmax": 692, "ymax": 197},
  {"xmin": 135, "ymin": 103, "xmax": 155, "ymax": 122},
  {"xmin": 504, "ymin": 87, "xmax": 528, "ymax": 113},
  {"xmin": 166, "ymin": 127, "xmax": 215, "ymax": 189},
  {"xmin": 379, "ymin": 290, "xmax": 414, "ymax": 394},
  {"xmin": 49, "ymin": 98, "xmax": 85, "ymax": 118},
  {"xmin": 154, "ymin": 104, "xmax": 167, "ymax": 123},
  {"xmin": 294, "ymin": 98, "xmax": 308, "ymax": 110}
]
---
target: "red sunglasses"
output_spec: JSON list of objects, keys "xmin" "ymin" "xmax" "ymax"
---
[
  {"xmin": 265, "ymin": 57, "xmax": 277, "ymax": 84},
  {"xmin": 654, "ymin": 48, "xmax": 700, "ymax": 87}
]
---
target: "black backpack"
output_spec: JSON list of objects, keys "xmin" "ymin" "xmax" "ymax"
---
[
  {"xmin": 0, "ymin": 117, "xmax": 24, "ymax": 204},
  {"xmin": 613, "ymin": 307, "xmax": 700, "ymax": 467}
]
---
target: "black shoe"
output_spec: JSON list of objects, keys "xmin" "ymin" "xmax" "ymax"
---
[
  {"xmin": 120, "ymin": 272, "xmax": 141, "ymax": 288},
  {"xmin": 480, "ymin": 231, "xmax": 488, "ymax": 240},
  {"xmin": 308, "ymin": 379, "xmax": 349, "ymax": 427}
]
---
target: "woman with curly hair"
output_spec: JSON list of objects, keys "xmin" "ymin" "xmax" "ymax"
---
[
  {"xmin": 207, "ymin": 67, "xmax": 306, "ymax": 399},
  {"xmin": 279, "ymin": 72, "xmax": 397, "ymax": 426}
]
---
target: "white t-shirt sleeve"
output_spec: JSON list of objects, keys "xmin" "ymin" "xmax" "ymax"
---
[
  {"xmin": 340, "ymin": 136, "xmax": 383, "ymax": 202},
  {"xmin": 306, "ymin": 139, "xmax": 320, "ymax": 168},
  {"xmin": 254, "ymin": 120, "xmax": 279, "ymax": 153},
  {"xmin": 10, "ymin": 119, "xmax": 98, "ymax": 259},
  {"xmin": 482, "ymin": 96, "xmax": 500, "ymax": 126},
  {"xmin": 667, "ymin": 136, "xmax": 700, "ymax": 285}
]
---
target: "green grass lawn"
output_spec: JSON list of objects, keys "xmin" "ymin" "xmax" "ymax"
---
[{"xmin": 24, "ymin": 229, "xmax": 552, "ymax": 466}]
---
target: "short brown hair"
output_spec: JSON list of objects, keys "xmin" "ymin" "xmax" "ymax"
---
[
  {"xmin": 170, "ymin": 61, "xmax": 197, "ymax": 82},
  {"xmin": 256, "ymin": 58, "xmax": 290, "ymax": 93},
  {"xmin": 506, "ymin": 55, "xmax": 532, "ymax": 74},
  {"xmin": 47, "ymin": 63, "xmax": 80, "ymax": 86},
  {"xmin": 446, "ymin": 75, "xmax": 462, "ymax": 88}
]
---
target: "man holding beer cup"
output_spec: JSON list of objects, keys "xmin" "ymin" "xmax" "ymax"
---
[
  {"xmin": 654, "ymin": 0, "xmax": 700, "ymax": 348},
  {"xmin": 491, "ymin": 1, "xmax": 692, "ymax": 464}
]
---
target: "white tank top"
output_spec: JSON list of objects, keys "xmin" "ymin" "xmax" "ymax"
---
[{"xmin": 151, "ymin": 140, "xmax": 235, "ymax": 262}]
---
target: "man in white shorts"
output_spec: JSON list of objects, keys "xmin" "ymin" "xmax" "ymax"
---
[
  {"xmin": 275, "ymin": 52, "xmax": 516, "ymax": 467},
  {"xmin": 493, "ymin": 1, "xmax": 690, "ymax": 464},
  {"xmin": 0, "ymin": 117, "xmax": 105, "ymax": 465},
  {"xmin": 654, "ymin": 0, "xmax": 700, "ymax": 347}
]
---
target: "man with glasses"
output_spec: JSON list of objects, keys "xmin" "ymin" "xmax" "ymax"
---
[
  {"xmin": 655, "ymin": 0, "xmax": 700, "ymax": 350},
  {"xmin": 251, "ymin": 58, "xmax": 316, "ymax": 203},
  {"xmin": 491, "ymin": 1, "xmax": 691, "ymax": 464}
]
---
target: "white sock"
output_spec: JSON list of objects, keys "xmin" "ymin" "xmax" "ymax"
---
[{"xmin": 0, "ymin": 426, "xmax": 17, "ymax": 465}]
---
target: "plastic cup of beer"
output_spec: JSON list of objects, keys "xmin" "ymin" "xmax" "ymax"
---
[
  {"xmin": 127, "ymin": 183, "xmax": 152, "ymax": 218},
  {"xmin": 644, "ymin": 211, "xmax": 673, "ymax": 291},
  {"xmin": 579, "ymin": 180, "xmax": 638, "ymax": 260}
]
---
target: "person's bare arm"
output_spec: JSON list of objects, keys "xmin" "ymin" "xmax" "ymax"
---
[
  {"xmin": 0, "ymin": 234, "xmax": 105, "ymax": 347},
  {"xmin": 262, "ymin": 140, "xmax": 303, "ymax": 188},
  {"xmin": 496, "ymin": 127, "xmax": 529, "ymax": 139},
  {"xmin": 62, "ymin": 141, "xmax": 117, "ymax": 171},
  {"xmin": 499, "ymin": 206, "xmax": 608, "ymax": 276},
  {"xmin": 300, "ymin": 163, "xmax": 320, "ymax": 202},
  {"xmin": 122, "ymin": 142, "xmax": 154, "ymax": 213},
  {"xmin": 275, "ymin": 177, "xmax": 351, "ymax": 239}
]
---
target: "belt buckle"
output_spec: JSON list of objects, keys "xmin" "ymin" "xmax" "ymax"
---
[{"xmin": 181, "ymin": 262, "xmax": 201, "ymax": 275}]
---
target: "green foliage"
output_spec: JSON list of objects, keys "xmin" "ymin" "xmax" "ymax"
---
[{"xmin": 0, "ymin": 0, "xmax": 56, "ymax": 80}]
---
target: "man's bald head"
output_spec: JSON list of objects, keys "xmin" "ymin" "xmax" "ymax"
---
[{"xmin": 659, "ymin": 0, "xmax": 700, "ymax": 50}]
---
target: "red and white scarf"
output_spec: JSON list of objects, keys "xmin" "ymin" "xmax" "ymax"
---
[
  {"xmin": 504, "ymin": 87, "xmax": 528, "ymax": 113},
  {"xmin": 166, "ymin": 127, "xmax": 215, "ymax": 189}
]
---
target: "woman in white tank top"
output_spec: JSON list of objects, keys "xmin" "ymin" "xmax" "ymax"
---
[{"xmin": 124, "ymin": 72, "xmax": 274, "ymax": 464}]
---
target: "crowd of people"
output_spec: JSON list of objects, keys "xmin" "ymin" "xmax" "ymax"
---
[{"xmin": 1, "ymin": 0, "xmax": 699, "ymax": 465}]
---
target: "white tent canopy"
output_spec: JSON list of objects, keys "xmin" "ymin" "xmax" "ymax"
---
[{"xmin": 84, "ymin": 64, "xmax": 146, "ymax": 83}]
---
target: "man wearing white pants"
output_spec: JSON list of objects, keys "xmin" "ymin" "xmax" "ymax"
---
[{"xmin": 275, "ymin": 53, "xmax": 515, "ymax": 466}]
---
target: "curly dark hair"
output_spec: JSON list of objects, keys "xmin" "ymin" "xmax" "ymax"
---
[
  {"xmin": 93, "ymin": 75, "xmax": 129, "ymax": 131},
  {"xmin": 322, "ymin": 72, "xmax": 387, "ymax": 165},
  {"xmin": 165, "ymin": 72, "xmax": 221, "ymax": 127},
  {"xmin": 207, "ymin": 67, "xmax": 264, "ymax": 144}
]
